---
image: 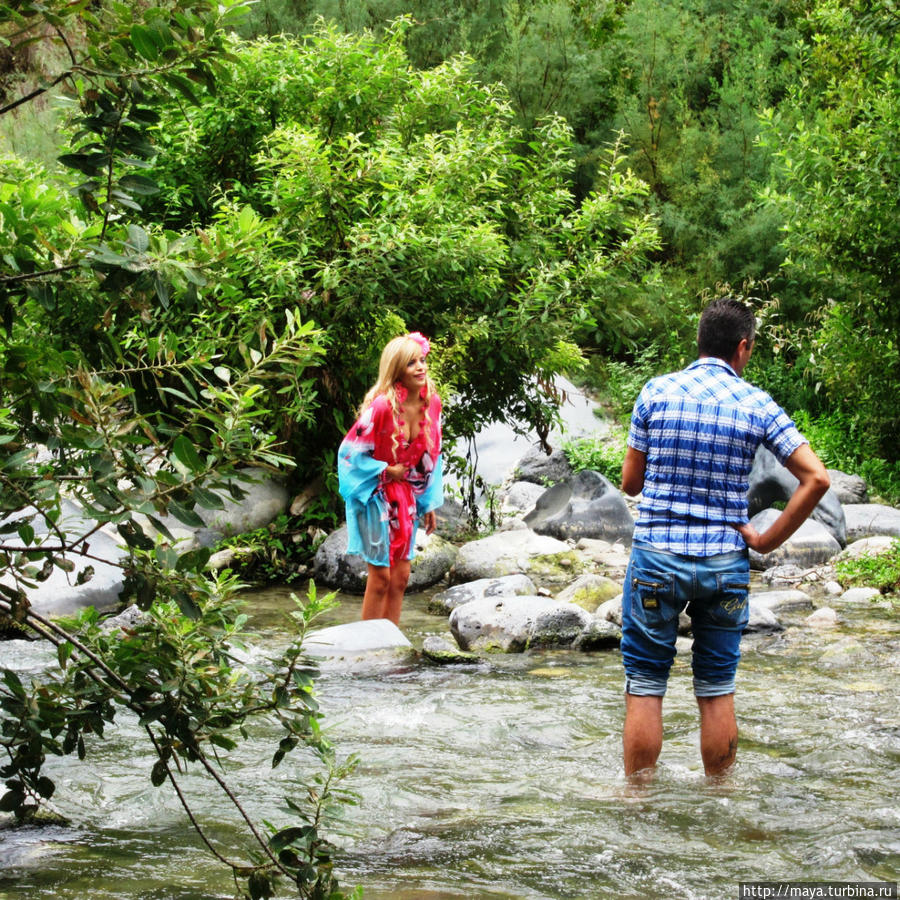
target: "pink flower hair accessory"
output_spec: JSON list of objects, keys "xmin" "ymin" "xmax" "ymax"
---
[{"xmin": 407, "ymin": 331, "xmax": 430, "ymax": 356}]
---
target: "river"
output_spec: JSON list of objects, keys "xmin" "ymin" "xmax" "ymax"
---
[{"xmin": 2, "ymin": 583, "xmax": 898, "ymax": 899}]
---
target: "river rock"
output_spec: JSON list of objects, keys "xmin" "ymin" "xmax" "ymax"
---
[
  {"xmin": 524, "ymin": 470, "xmax": 634, "ymax": 543},
  {"xmin": 421, "ymin": 635, "xmax": 479, "ymax": 664},
  {"xmin": 448, "ymin": 529, "xmax": 583, "ymax": 586},
  {"xmin": 304, "ymin": 618, "xmax": 412, "ymax": 661},
  {"xmin": 837, "ymin": 536, "xmax": 898, "ymax": 563},
  {"xmin": 744, "ymin": 600, "xmax": 784, "ymax": 633},
  {"xmin": 596, "ymin": 595, "xmax": 623, "ymax": 626},
  {"xmin": 555, "ymin": 574, "xmax": 621, "ymax": 612},
  {"xmin": 749, "ymin": 589, "xmax": 814, "ymax": 614},
  {"xmin": 748, "ymin": 446, "xmax": 846, "ymax": 547},
  {"xmin": 0, "ymin": 498, "xmax": 127, "ymax": 618},
  {"xmin": 818, "ymin": 636, "xmax": 873, "ymax": 668},
  {"xmin": 573, "ymin": 615, "xmax": 621, "ymax": 650},
  {"xmin": 835, "ymin": 587, "xmax": 881, "ymax": 604},
  {"xmin": 449, "ymin": 595, "xmax": 592, "ymax": 652},
  {"xmin": 499, "ymin": 481, "xmax": 547, "ymax": 516},
  {"xmin": 428, "ymin": 574, "xmax": 537, "ymax": 615},
  {"xmin": 827, "ymin": 469, "xmax": 869, "ymax": 505},
  {"xmin": 576, "ymin": 538, "xmax": 631, "ymax": 570},
  {"xmin": 433, "ymin": 498, "xmax": 470, "ymax": 542},
  {"xmin": 312, "ymin": 526, "xmax": 458, "ymax": 594},
  {"xmin": 748, "ymin": 509, "xmax": 842, "ymax": 571},
  {"xmin": 513, "ymin": 446, "xmax": 574, "ymax": 485},
  {"xmin": 806, "ymin": 607, "xmax": 839, "ymax": 628},
  {"xmin": 841, "ymin": 504, "xmax": 900, "ymax": 541}
]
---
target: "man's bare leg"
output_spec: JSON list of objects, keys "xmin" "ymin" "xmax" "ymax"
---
[
  {"xmin": 623, "ymin": 693, "xmax": 664, "ymax": 777},
  {"xmin": 697, "ymin": 693, "xmax": 738, "ymax": 775}
]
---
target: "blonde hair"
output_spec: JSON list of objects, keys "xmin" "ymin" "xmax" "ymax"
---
[{"xmin": 360, "ymin": 335, "xmax": 438, "ymax": 455}]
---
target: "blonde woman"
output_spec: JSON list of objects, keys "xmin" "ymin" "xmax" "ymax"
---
[{"xmin": 338, "ymin": 333, "xmax": 443, "ymax": 624}]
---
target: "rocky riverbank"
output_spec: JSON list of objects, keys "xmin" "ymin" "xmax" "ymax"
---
[{"xmin": 307, "ymin": 446, "xmax": 900, "ymax": 660}]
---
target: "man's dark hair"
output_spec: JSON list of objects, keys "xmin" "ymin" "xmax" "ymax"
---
[{"xmin": 697, "ymin": 298, "xmax": 756, "ymax": 360}]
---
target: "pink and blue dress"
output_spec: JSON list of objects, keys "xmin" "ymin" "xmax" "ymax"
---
[{"xmin": 338, "ymin": 389, "xmax": 443, "ymax": 566}]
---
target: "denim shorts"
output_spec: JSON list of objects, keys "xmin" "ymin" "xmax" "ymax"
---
[{"xmin": 621, "ymin": 541, "xmax": 750, "ymax": 698}]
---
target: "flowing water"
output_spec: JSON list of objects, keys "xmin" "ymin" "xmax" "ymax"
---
[{"xmin": 1, "ymin": 585, "xmax": 898, "ymax": 900}]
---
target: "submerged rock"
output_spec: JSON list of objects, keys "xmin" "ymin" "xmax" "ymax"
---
[
  {"xmin": 805, "ymin": 607, "xmax": 839, "ymax": 628},
  {"xmin": 429, "ymin": 573, "xmax": 537, "ymax": 615},
  {"xmin": 524, "ymin": 470, "xmax": 634, "ymax": 543},
  {"xmin": 421, "ymin": 635, "xmax": 480, "ymax": 664}
]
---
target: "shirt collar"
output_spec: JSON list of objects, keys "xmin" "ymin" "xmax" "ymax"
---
[{"xmin": 688, "ymin": 356, "xmax": 739, "ymax": 377}]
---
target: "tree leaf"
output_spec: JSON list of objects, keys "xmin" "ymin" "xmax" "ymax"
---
[{"xmin": 172, "ymin": 434, "xmax": 205, "ymax": 473}]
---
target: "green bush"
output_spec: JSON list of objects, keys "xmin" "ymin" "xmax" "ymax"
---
[
  {"xmin": 563, "ymin": 427, "xmax": 628, "ymax": 483},
  {"xmin": 835, "ymin": 540, "xmax": 900, "ymax": 595}
]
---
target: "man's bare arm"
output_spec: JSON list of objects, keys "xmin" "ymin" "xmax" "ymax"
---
[
  {"xmin": 621, "ymin": 446, "xmax": 647, "ymax": 497},
  {"xmin": 734, "ymin": 444, "xmax": 830, "ymax": 554}
]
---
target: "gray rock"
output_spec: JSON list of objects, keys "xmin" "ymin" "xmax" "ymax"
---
[
  {"xmin": 748, "ymin": 508, "xmax": 842, "ymax": 571},
  {"xmin": 818, "ymin": 636, "xmax": 873, "ymax": 668},
  {"xmin": 421, "ymin": 635, "xmax": 479, "ymax": 664},
  {"xmin": 448, "ymin": 595, "xmax": 591, "ymax": 652},
  {"xmin": 838, "ymin": 536, "xmax": 897, "ymax": 560},
  {"xmin": 749, "ymin": 589, "xmax": 814, "ymax": 614},
  {"xmin": 304, "ymin": 618, "xmax": 412, "ymax": 660},
  {"xmin": 513, "ymin": 446, "xmax": 574, "ymax": 485},
  {"xmin": 432, "ymin": 498, "xmax": 470, "ymax": 542},
  {"xmin": 0, "ymin": 499, "xmax": 126, "ymax": 618},
  {"xmin": 524, "ymin": 470, "xmax": 634, "ymax": 543},
  {"xmin": 573, "ymin": 616, "xmax": 621, "ymax": 650},
  {"xmin": 448, "ymin": 529, "xmax": 582, "ymax": 586},
  {"xmin": 826, "ymin": 469, "xmax": 869, "ymax": 504},
  {"xmin": 312, "ymin": 526, "xmax": 457, "ymax": 594},
  {"xmin": 842, "ymin": 505, "xmax": 900, "ymax": 541},
  {"xmin": 823, "ymin": 580, "xmax": 843, "ymax": 597},
  {"xmin": 576, "ymin": 538, "xmax": 631, "ymax": 570},
  {"xmin": 429, "ymin": 573, "xmax": 537, "ymax": 615},
  {"xmin": 555, "ymin": 574, "xmax": 621, "ymax": 612},
  {"xmin": 499, "ymin": 481, "xmax": 547, "ymax": 516},
  {"xmin": 744, "ymin": 599, "xmax": 784, "ymax": 633},
  {"xmin": 596, "ymin": 595, "xmax": 623, "ymax": 626},
  {"xmin": 748, "ymin": 446, "xmax": 846, "ymax": 547},
  {"xmin": 805, "ymin": 607, "xmax": 839, "ymax": 628},
  {"xmin": 99, "ymin": 605, "xmax": 149, "ymax": 633},
  {"xmin": 836, "ymin": 587, "xmax": 882, "ymax": 604}
]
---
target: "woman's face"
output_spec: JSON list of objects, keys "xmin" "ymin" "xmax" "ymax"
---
[{"xmin": 399, "ymin": 351, "xmax": 428, "ymax": 394}]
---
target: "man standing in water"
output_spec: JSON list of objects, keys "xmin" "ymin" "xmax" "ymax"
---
[{"xmin": 619, "ymin": 298, "xmax": 830, "ymax": 777}]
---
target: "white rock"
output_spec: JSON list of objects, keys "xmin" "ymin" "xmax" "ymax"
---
[
  {"xmin": 805, "ymin": 607, "xmax": 839, "ymax": 628},
  {"xmin": 837, "ymin": 587, "xmax": 882, "ymax": 604}
]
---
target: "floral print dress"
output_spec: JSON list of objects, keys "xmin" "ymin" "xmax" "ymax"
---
[{"xmin": 338, "ymin": 389, "xmax": 443, "ymax": 566}]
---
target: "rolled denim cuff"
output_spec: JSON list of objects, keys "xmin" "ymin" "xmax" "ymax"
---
[
  {"xmin": 693, "ymin": 676, "xmax": 735, "ymax": 697},
  {"xmin": 625, "ymin": 673, "xmax": 668, "ymax": 697}
]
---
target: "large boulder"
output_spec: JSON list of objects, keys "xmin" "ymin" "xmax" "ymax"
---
[
  {"xmin": 837, "ymin": 535, "xmax": 898, "ymax": 560},
  {"xmin": 0, "ymin": 499, "xmax": 126, "ymax": 618},
  {"xmin": 449, "ymin": 595, "xmax": 592, "ymax": 652},
  {"xmin": 748, "ymin": 508, "xmax": 842, "ymax": 571},
  {"xmin": 524, "ymin": 470, "xmax": 634, "ymax": 543},
  {"xmin": 748, "ymin": 446, "xmax": 846, "ymax": 547},
  {"xmin": 842, "ymin": 504, "xmax": 900, "ymax": 541},
  {"xmin": 428, "ymin": 573, "xmax": 537, "ymax": 615},
  {"xmin": 512, "ymin": 446, "xmax": 574, "ymax": 485},
  {"xmin": 304, "ymin": 618, "xmax": 412, "ymax": 665},
  {"xmin": 448, "ymin": 529, "xmax": 584, "ymax": 586},
  {"xmin": 312, "ymin": 526, "xmax": 458, "ymax": 594}
]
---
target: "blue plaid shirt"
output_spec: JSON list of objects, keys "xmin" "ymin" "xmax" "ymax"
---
[{"xmin": 628, "ymin": 357, "xmax": 807, "ymax": 556}]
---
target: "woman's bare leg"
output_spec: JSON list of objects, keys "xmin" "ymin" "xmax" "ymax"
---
[
  {"xmin": 384, "ymin": 560, "xmax": 411, "ymax": 625},
  {"xmin": 361, "ymin": 564, "xmax": 391, "ymax": 620}
]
